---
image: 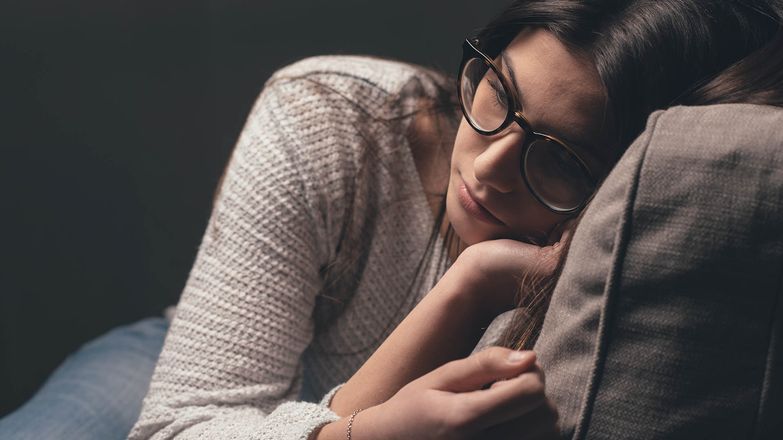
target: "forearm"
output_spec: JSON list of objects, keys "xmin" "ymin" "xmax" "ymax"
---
[{"xmin": 328, "ymin": 267, "xmax": 494, "ymax": 417}]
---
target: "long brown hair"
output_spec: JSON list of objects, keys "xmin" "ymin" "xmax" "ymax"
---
[{"xmin": 489, "ymin": 0, "xmax": 783, "ymax": 350}]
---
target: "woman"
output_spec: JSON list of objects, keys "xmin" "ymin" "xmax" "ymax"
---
[{"xmin": 2, "ymin": 1, "xmax": 781, "ymax": 439}]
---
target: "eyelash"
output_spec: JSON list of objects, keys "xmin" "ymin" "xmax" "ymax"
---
[{"xmin": 486, "ymin": 78, "xmax": 507, "ymax": 108}]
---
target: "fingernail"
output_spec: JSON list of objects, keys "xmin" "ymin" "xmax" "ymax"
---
[{"xmin": 508, "ymin": 350, "xmax": 531, "ymax": 364}]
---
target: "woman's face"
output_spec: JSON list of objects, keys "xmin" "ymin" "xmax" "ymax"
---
[{"xmin": 447, "ymin": 28, "xmax": 616, "ymax": 246}]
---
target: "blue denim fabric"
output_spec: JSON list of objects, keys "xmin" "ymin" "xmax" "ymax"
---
[{"xmin": 0, "ymin": 317, "xmax": 168, "ymax": 440}]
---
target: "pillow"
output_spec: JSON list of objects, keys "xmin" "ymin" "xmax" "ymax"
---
[{"xmin": 535, "ymin": 104, "xmax": 783, "ymax": 439}]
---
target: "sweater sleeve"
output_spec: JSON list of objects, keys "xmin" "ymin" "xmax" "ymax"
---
[{"xmin": 129, "ymin": 61, "xmax": 367, "ymax": 440}]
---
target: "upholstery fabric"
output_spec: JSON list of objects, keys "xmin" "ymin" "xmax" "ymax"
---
[{"xmin": 536, "ymin": 104, "xmax": 783, "ymax": 439}]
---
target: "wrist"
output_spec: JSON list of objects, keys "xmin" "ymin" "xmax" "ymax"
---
[
  {"xmin": 311, "ymin": 417, "xmax": 349, "ymax": 440},
  {"xmin": 312, "ymin": 404, "xmax": 389, "ymax": 440},
  {"xmin": 447, "ymin": 241, "xmax": 537, "ymax": 318},
  {"xmin": 437, "ymin": 258, "xmax": 499, "ymax": 327},
  {"xmin": 349, "ymin": 403, "xmax": 395, "ymax": 440}
]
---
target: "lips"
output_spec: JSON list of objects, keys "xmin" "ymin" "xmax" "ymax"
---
[{"xmin": 457, "ymin": 180, "xmax": 504, "ymax": 226}]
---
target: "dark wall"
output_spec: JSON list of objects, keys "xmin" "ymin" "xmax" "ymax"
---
[{"xmin": 0, "ymin": 0, "xmax": 509, "ymax": 416}]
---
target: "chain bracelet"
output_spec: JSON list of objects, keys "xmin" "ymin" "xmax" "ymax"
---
[{"xmin": 346, "ymin": 408, "xmax": 363, "ymax": 440}]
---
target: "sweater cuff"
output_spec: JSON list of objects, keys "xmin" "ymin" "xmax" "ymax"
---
[
  {"xmin": 318, "ymin": 382, "xmax": 344, "ymax": 407},
  {"xmin": 263, "ymin": 399, "xmax": 340, "ymax": 440}
]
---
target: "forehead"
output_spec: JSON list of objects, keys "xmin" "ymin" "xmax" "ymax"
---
[{"xmin": 501, "ymin": 29, "xmax": 614, "ymax": 166}]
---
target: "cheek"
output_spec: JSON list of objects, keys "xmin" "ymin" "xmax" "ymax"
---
[
  {"xmin": 446, "ymin": 123, "xmax": 493, "ymax": 245},
  {"xmin": 450, "ymin": 118, "xmax": 484, "ymax": 171}
]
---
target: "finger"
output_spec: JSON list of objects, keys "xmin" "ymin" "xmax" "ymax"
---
[
  {"xmin": 489, "ymin": 378, "xmax": 513, "ymax": 389},
  {"xmin": 422, "ymin": 347, "xmax": 537, "ymax": 392},
  {"xmin": 532, "ymin": 362, "xmax": 545, "ymax": 386},
  {"xmin": 489, "ymin": 362, "xmax": 544, "ymax": 390},
  {"xmin": 461, "ymin": 369, "xmax": 547, "ymax": 430}
]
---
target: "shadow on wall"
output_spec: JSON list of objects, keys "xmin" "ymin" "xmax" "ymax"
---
[{"xmin": 0, "ymin": 0, "xmax": 509, "ymax": 415}]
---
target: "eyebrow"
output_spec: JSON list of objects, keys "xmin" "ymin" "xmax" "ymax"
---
[{"xmin": 500, "ymin": 51, "xmax": 524, "ymax": 107}]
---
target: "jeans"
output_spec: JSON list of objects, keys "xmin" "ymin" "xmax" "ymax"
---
[{"xmin": 0, "ymin": 317, "xmax": 168, "ymax": 440}]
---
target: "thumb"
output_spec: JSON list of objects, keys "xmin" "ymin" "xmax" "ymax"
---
[{"xmin": 422, "ymin": 347, "xmax": 536, "ymax": 393}]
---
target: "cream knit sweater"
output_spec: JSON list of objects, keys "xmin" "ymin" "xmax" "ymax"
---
[{"xmin": 129, "ymin": 55, "xmax": 460, "ymax": 439}]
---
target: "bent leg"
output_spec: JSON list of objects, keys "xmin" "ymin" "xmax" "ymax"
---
[{"xmin": 0, "ymin": 317, "xmax": 168, "ymax": 440}]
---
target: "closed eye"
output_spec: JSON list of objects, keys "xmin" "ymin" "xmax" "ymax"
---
[{"xmin": 487, "ymin": 78, "xmax": 507, "ymax": 109}]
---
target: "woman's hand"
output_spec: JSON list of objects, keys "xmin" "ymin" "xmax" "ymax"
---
[
  {"xmin": 349, "ymin": 347, "xmax": 559, "ymax": 440},
  {"xmin": 449, "ymin": 238, "xmax": 561, "ymax": 320}
]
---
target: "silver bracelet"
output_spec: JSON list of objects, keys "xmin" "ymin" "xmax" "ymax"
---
[{"xmin": 346, "ymin": 408, "xmax": 363, "ymax": 440}]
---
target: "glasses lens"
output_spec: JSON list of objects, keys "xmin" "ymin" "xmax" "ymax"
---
[
  {"xmin": 524, "ymin": 138, "xmax": 594, "ymax": 211},
  {"xmin": 460, "ymin": 57, "xmax": 509, "ymax": 132}
]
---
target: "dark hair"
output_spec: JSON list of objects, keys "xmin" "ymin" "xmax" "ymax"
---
[{"xmin": 482, "ymin": 0, "xmax": 783, "ymax": 350}]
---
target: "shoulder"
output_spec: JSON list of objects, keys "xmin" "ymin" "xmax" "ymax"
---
[
  {"xmin": 268, "ymin": 55, "xmax": 452, "ymax": 97},
  {"xmin": 232, "ymin": 55, "xmax": 456, "ymax": 249},
  {"xmin": 240, "ymin": 55, "xmax": 458, "ymax": 188},
  {"xmin": 258, "ymin": 55, "xmax": 456, "ymax": 123}
]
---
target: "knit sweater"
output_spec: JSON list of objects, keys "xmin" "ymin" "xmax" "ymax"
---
[{"xmin": 129, "ymin": 55, "xmax": 461, "ymax": 440}]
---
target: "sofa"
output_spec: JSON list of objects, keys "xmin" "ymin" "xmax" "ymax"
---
[{"xmin": 535, "ymin": 104, "xmax": 783, "ymax": 439}]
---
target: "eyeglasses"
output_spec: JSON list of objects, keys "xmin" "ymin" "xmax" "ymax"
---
[{"xmin": 458, "ymin": 37, "xmax": 596, "ymax": 214}]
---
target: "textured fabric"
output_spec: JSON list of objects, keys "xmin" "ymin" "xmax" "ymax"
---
[
  {"xmin": 0, "ymin": 318, "xmax": 168, "ymax": 440},
  {"xmin": 129, "ymin": 56, "xmax": 456, "ymax": 439},
  {"xmin": 533, "ymin": 111, "xmax": 658, "ymax": 438},
  {"xmin": 536, "ymin": 104, "xmax": 783, "ymax": 439}
]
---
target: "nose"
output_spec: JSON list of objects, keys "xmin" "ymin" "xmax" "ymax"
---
[{"xmin": 473, "ymin": 127, "xmax": 526, "ymax": 194}]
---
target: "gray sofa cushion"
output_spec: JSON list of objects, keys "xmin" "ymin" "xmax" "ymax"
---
[{"xmin": 536, "ymin": 104, "xmax": 783, "ymax": 439}]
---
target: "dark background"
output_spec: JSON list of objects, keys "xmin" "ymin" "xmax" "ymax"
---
[{"xmin": 1, "ymin": 0, "xmax": 508, "ymax": 416}]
